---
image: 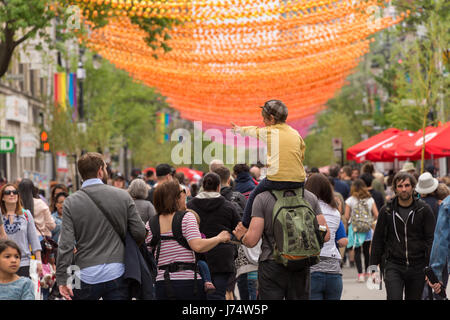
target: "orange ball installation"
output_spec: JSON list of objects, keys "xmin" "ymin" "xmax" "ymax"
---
[{"xmin": 69, "ymin": 0, "xmax": 405, "ymax": 128}]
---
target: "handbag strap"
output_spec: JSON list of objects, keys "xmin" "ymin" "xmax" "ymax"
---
[
  {"xmin": 26, "ymin": 209, "xmax": 45, "ymax": 238},
  {"xmin": 80, "ymin": 189, "xmax": 125, "ymax": 244}
]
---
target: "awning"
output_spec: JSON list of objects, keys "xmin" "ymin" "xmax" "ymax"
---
[{"xmin": 346, "ymin": 128, "xmax": 403, "ymax": 163}]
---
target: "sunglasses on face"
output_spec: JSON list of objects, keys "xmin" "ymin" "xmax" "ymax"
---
[
  {"xmin": 4, "ymin": 190, "xmax": 18, "ymax": 196},
  {"xmin": 179, "ymin": 189, "xmax": 186, "ymax": 195}
]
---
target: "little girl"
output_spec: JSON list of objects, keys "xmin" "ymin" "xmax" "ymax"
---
[{"xmin": 0, "ymin": 239, "xmax": 35, "ymax": 300}]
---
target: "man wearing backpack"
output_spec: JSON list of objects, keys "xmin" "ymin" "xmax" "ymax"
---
[
  {"xmin": 369, "ymin": 172, "xmax": 435, "ymax": 300},
  {"xmin": 233, "ymin": 188, "xmax": 329, "ymax": 300}
]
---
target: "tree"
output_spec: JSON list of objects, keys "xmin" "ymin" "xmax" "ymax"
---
[
  {"xmin": 378, "ymin": 0, "xmax": 449, "ymax": 131},
  {"xmin": 304, "ymin": 1, "xmax": 449, "ymax": 169},
  {"xmin": 303, "ymin": 63, "xmax": 376, "ymax": 168},
  {"xmin": 0, "ymin": 0, "xmax": 178, "ymax": 78},
  {"xmin": 82, "ymin": 52, "xmax": 171, "ymax": 168},
  {"xmin": 383, "ymin": 1, "xmax": 449, "ymax": 172}
]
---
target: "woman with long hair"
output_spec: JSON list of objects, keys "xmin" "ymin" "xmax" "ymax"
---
[
  {"xmin": 305, "ymin": 173, "xmax": 348, "ymax": 300},
  {"xmin": 18, "ymin": 179, "xmax": 55, "ymax": 240},
  {"xmin": 146, "ymin": 180, "xmax": 230, "ymax": 300},
  {"xmin": 344, "ymin": 178, "xmax": 379, "ymax": 282},
  {"xmin": 0, "ymin": 184, "xmax": 42, "ymax": 277}
]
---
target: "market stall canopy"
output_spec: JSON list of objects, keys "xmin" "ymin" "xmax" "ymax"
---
[
  {"xmin": 346, "ymin": 128, "xmax": 403, "ymax": 163},
  {"xmin": 396, "ymin": 123, "xmax": 450, "ymax": 161},
  {"xmin": 176, "ymin": 167, "xmax": 203, "ymax": 182},
  {"xmin": 347, "ymin": 122, "xmax": 450, "ymax": 163}
]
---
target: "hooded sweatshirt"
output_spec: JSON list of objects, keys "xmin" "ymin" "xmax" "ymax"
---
[
  {"xmin": 234, "ymin": 172, "xmax": 257, "ymax": 195},
  {"xmin": 370, "ymin": 196, "xmax": 435, "ymax": 267},
  {"xmin": 187, "ymin": 192, "xmax": 241, "ymax": 273}
]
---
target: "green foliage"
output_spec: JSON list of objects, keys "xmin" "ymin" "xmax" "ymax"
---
[
  {"xmin": 304, "ymin": 1, "xmax": 449, "ymax": 169},
  {"xmin": 0, "ymin": 1, "xmax": 180, "ymax": 78},
  {"xmin": 45, "ymin": 103, "xmax": 87, "ymax": 156},
  {"xmin": 384, "ymin": 0, "xmax": 449, "ymax": 130},
  {"xmin": 304, "ymin": 65, "xmax": 376, "ymax": 168},
  {"xmin": 82, "ymin": 52, "xmax": 171, "ymax": 167}
]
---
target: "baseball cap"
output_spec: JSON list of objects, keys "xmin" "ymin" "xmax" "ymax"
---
[
  {"xmin": 156, "ymin": 164, "xmax": 173, "ymax": 177},
  {"xmin": 113, "ymin": 172, "xmax": 125, "ymax": 181},
  {"xmin": 260, "ymin": 100, "xmax": 288, "ymax": 122}
]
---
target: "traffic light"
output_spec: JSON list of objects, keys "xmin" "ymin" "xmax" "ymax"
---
[{"xmin": 40, "ymin": 131, "xmax": 50, "ymax": 152}]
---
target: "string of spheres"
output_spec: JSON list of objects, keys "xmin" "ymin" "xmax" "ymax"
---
[{"xmin": 63, "ymin": 0, "xmax": 407, "ymax": 129}]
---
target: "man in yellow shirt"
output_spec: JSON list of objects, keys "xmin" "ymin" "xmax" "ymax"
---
[{"xmin": 232, "ymin": 100, "xmax": 307, "ymax": 227}]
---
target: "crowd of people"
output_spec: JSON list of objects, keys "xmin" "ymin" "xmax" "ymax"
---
[{"xmin": 0, "ymin": 100, "xmax": 448, "ymax": 301}]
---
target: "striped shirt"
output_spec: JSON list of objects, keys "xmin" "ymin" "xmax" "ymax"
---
[{"xmin": 145, "ymin": 212, "xmax": 202, "ymax": 282}]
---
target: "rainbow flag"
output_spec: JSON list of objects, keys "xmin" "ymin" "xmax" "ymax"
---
[
  {"xmin": 68, "ymin": 73, "xmax": 77, "ymax": 120},
  {"xmin": 165, "ymin": 113, "xmax": 171, "ymax": 141},
  {"xmin": 54, "ymin": 72, "xmax": 67, "ymax": 110},
  {"xmin": 54, "ymin": 73, "xmax": 77, "ymax": 117},
  {"xmin": 156, "ymin": 112, "xmax": 171, "ymax": 143}
]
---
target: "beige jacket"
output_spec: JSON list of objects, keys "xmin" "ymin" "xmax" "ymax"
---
[{"xmin": 33, "ymin": 198, "xmax": 56, "ymax": 237}]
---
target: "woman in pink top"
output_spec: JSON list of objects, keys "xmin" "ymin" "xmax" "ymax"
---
[{"xmin": 146, "ymin": 180, "xmax": 230, "ymax": 300}]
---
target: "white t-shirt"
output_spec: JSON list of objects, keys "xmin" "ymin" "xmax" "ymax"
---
[{"xmin": 317, "ymin": 200, "xmax": 341, "ymax": 259}]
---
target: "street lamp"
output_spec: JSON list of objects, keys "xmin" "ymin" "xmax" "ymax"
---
[{"xmin": 77, "ymin": 48, "xmax": 86, "ymax": 120}]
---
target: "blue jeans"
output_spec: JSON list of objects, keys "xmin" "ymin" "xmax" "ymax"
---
[
  {"xmin": 237, "ymin": 274, "xmax": 249, "ymax": 300},
  {"xmin": 310, "ymin": 272, "xmax": 343, "ymax": 300},
  {"xmin": 155, "ymin": 279, "xmax": 206, "ymax": 300},
  {"xmin": 198, "ymin": 260, "xmax": 212, "ymax": 283},
  {"xmin": 247, "ymin": 276, "xmax": 258, "ymax": 300},
  {"xmin": 242, "ymin": 178, "xmax": 304, "ymax": 227},
  {"xmin": 72, "ymin": 275, "xmax": 129, "ymax": 300}
]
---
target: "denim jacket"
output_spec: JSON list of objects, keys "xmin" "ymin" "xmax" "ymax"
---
[{"xmin": 430, "ymin": 195, "xmax": 450, "ymax": 282}]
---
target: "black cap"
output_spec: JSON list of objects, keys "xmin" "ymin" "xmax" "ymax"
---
[
  {"xmin": 260, "ymin": 100, "xmax": 288, "ymax": 122},
  {"xmin": 156, "ymin": 164, "xmax": 173, "ymax": 177},
  {"xmin": 113, "ymin": 172, "xmax": 125, "ymax": 181}
]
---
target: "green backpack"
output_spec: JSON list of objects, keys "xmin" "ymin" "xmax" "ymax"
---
[{"xmin": 270, "ymin": 188, "xmax": 323, "ymax": 271}]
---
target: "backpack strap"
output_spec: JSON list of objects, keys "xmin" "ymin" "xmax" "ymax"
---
[
  {"xmin": 171, "ymin": 211, "xmax": 191, "ymax": 251},
  {"xmin": 148, "ymin": 211, "xmax": 198, "ymax": 299},
  {"xmin": 270, "ymin": 188, "xmax": 304, "ymax": 201},
  {"xmin": 149, "ymin": 215, "xmax": 161, "ymax": 254}
]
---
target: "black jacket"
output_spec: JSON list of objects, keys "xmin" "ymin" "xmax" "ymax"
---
[
  {"xmin": 369, "ymin": 196, "xmax": 435, "ymax": 267},
  {"xmin": 123, "ymin": 232, "xmax": 155, "ymax": 300},
  {"xmin": 220, "ymin": 186, "xmax": 247, "ymax": 218},
  {"xmin": 187, "ymin": 196, "xmax": 241, "ymax": 273},
  {"xmin": 369, "ymin": 189, "xmax": 385, "ymax": 212}
]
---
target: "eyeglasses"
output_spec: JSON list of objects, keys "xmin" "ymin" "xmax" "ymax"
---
[
  {"xmin": 4, "ymin": 190, "xmax": 18, "ymax": 196},
  {"xmin": 179, "ymin": 189, "xmax": 186, "ymax": 195}
]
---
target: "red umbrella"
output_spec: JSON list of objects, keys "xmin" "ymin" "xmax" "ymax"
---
[
  {"xmin": 176, "ymin": 167, "xmax": 204, "ymax": 181},
  {"xmin": 143, "ymin": 167, "xmax": 156, "ymax": 174},
  {"xmin": 366, "ymin": 130, "xmax": 416, "ymax": 162},
  {"xmin": 346, "ymin": 128, "xmax": 403, "ymax": 163},
  {"xmin": 396, "ymin": 122, "xmax": 450, "ymax": 160}
]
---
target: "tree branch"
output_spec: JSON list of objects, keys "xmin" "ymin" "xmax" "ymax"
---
[{"xmin": 14, "ymin": 25, "xmax": 41, "ymax": 47}]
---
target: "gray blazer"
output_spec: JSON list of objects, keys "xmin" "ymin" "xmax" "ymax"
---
[{"xmin": 56, "ymin": 184, "xmax": 146, "ymax": 286}]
